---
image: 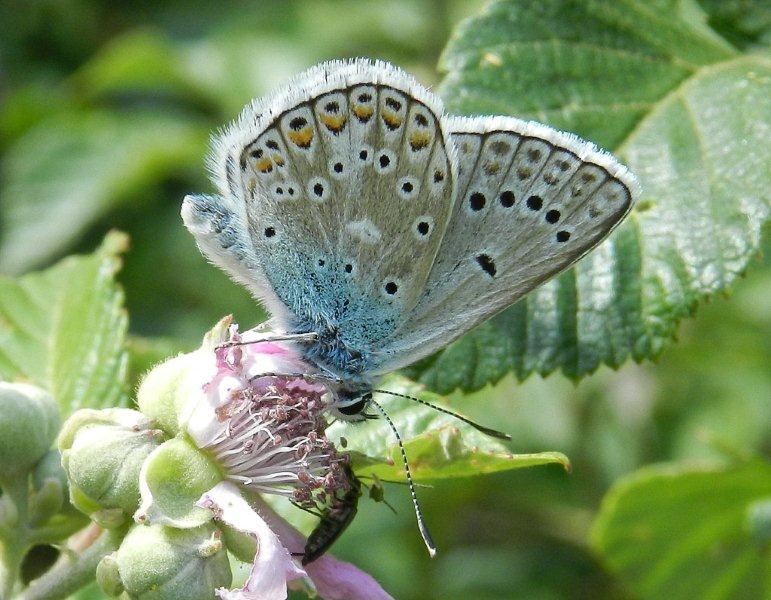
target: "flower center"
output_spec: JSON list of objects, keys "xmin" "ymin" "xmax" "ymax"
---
[{"xmin": 202, "ymin": 330, "xmax": 349, "ymax": 511}]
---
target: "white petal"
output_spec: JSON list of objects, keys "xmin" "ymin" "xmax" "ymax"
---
[
  {"xmin": 198, "ymin": 482, "xmax": 305, "ymax": 600},
  {"xmin": 178, "ymin": 349, "xmax": 225, "ymax": 447}
]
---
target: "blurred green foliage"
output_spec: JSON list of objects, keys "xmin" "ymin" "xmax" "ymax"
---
[{"xmin": 0, "ymin": 1, "xmax": 769, "ymax": 599}]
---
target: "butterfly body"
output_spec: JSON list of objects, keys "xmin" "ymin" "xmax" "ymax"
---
[{"xmin": 183, "ymin": 59, "xmax": 640, "ymax": 412}]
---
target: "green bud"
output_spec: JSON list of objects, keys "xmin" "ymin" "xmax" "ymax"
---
[
  {"xmin": 59, "ymin": 408, "xmax": 165, "ymax": 525},
  {"xmin": 221, "ymin": 524, "xmax": 258, "ymax": 564},
  {"xmin": 32, "ymin": 449, "xmax": 68, "ymax": 492},
  {"xmin": 0, "ymin": 492, "xmax": 19, "ymax": 529},
  {"xmin": 28, "ymin": 450, "xmax": 70, "ymax": 526},
  {"xmin": 96, "ymin": 553, "xmax": 124, "ymax": 597},
  {"xmin": 114, "ymin": 523, "xmax": 231, "ymax": 600},
  {"xmin": 0, "ymin": 382, "xmax": 59, "ymax": 480},
  {"xmin": 137, "ymin": 316, "xmax": 232, "ymax": 437},
  {"xmin": 135, "ymin": 437, "xmax": 221, "ymax": 528}
]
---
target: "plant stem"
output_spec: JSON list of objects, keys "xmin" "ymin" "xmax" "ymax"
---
[
  {"xmin": 0, "ymin": 539, "xmax": 25, "ymax": 600},
  {"xmin": 18, "ymin": 525, "xmax": 124, "ymax": 600},
  {"xmin": 0, "ymin": 477, "xmax": 30, "ymax": 598}
]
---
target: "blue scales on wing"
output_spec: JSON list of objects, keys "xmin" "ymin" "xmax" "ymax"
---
[{"xmin": 182, "ymin": 59, "xmax": 456, "ymax": 381}]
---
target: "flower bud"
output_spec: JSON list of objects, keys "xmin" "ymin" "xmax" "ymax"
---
[
  {"xmin": 96, "ymin": 553, "xmax": 124, "ymax": 597},
  {"xmin": 0, "ymin": 382, "xmax": 59, "ymax": 480},
  {"xmin": 29, "ymin": 450, "xmax": 67, "ymax": 526},
  {"xmin": 137, "ymin": 316, "xmax": 232, "ymax": 437},
  {"xmin": 59, "ymin": 408, "xmax": 165, "ymax": 526},
  {"xmin": 135, "ymin": 437, "xmax": 222, "ymax": 529},
  {"xmin": 113, "ymin": 523, "xmax": 231, "ymax": 600}
]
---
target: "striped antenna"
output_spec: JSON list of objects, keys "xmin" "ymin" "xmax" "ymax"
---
[{"xmin": 370, "ymin": 398, "xmax": 437, "ymax": 557}]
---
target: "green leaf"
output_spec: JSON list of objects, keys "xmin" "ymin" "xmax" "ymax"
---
[
  {"xmin": 410, "ymin": 0, "xmax": 771, "ymax": 393},
  {"xmin": 327, "ymin": 377, "xmax": 569, "ymax": 481},
  {"xmin": 591, "ymin": 460, "xmax": 771, "ymax": 599},
  {"xmin": 0, "ymin": 110, "xmax": 206, "ymax": 274},
  {"xmin": 0, "ymin": 232, "xmax": 130, "ymax": 415},
  {"xmin": 698, "ymin": 0, "xmax": 771, "ymax": 51}
]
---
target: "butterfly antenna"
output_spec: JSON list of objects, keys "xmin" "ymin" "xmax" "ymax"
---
[
  {"xmin": 370, "ymin": 398, "xmax": 437, "ymax": 557},
  {"xmin": 372, "ymin": 389, "xmax": 511, "ymax": 441}
]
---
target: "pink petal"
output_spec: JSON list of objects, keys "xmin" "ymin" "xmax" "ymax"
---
[
  {"xmin": 251, "ymin": 496, "xmax": 394, "ymax": 600},
  {"xmin": 197, "ymin": 483, "xmax": 305, "ymax": 600}
]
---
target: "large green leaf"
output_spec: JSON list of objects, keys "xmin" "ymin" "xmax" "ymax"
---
[
  {"xmin": 409, "ymin": 0, "xmax": 771, "ymax": 393},
  {"xmin": 591, "ymin": 460, "xmax": 771, "ymax": 599},
  {"xmin": 0, "ymin": 232, "xmax": 130, "ymax": 415},
  {"xmin": 0, "ymin": 110, "xmax": 206, "ymax": 274},
  {"xmin": 326, "ymin": 377, "xmax": 569, "ymax": 481},
  {"xmin": 698, "ymin": 0, "xmax": 771, "ymax": 51}
]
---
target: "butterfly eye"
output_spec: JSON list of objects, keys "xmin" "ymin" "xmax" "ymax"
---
[{"xmin": 337, "ymin": 398, "xmax": 367, "ymax": 416}]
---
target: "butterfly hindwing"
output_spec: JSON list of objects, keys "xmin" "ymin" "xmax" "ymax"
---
[
  {"xmin": 183, "ymin": 60, "xmax": 456, "ymax": 375},
  {"xmin": 373, "ymin": 115, "xmax": 639, "ymax": 373}
]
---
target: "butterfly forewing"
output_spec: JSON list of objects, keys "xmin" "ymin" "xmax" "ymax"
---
[
  {"xmin": 185, "ymin": 60, "xmax": 457, "ymax": 374},
  {"xmin": 373, "ymin": 115, "xmax": 639, "ymax": 373}
]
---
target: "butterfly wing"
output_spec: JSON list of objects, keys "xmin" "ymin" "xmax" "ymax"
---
[
  {"xmin": 182, "ymin": 59, "xmax": 457, "ymax": 374},
  {"xmin": 371, "ymin": 115, "xmax": 639, "ymax": 374}
]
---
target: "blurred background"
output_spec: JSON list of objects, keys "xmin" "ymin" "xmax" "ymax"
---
[{"xmin": 1, "ymin": 1, "xmax": 769, "ymax": 598}]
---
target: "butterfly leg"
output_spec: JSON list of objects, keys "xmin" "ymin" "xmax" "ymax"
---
[
  {"xmin": 217, "ymin": 332, "xmax": 318, "ymax": 349},
  {"xmin": 248, "ymin": 371, "xmax": 343, "ymax": 386},
  {"xmin": 290, "ymin": 500, "xmax": 325, "ymax": 519}
]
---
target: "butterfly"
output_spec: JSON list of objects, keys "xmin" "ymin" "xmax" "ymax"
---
[
  {"xmin": 182, "ymin": 58, "xmax": 639, "ymax": 552},
  {"xmin": 183, "ymin": 57, "xmax": 639, "ymax": 407}
]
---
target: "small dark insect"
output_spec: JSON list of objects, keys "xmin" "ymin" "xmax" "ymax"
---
[{"xmin": 302, "ymin": 463, "xmax": 362, "ymax": 565}]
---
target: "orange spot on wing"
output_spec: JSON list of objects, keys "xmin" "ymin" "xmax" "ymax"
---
[
  {"xmin": 320, "ymin": 113, "xmax": 347, "ymax": 133},
  {"xmin": 483, "ymin": 161, "xmax": 500, "ymax": 175},
  {"xmin": 256, "ymin": 158, "xmax": 273, "ymax": 173},
  {"xmin": 409, "ymin": 131, "xmax": 431, "ymax": 151},
  {"xmin": 288, "ymin": 128, "xmax": 313, "ymax": 148},
  {"xmin": 382, "ymin": 111, "xmax": 402, "ymax": 130},
  {"xmin": 272, "ymin": 154, "xmax": 285, "ymax": 166},
  {"xmin": 353, "ymin": 105, "xmax": 373, "ymax": 122}
]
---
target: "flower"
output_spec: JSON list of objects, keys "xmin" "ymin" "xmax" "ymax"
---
[
  {"xmin": 125, "ymin": 316, "xmax": 394, "ymax": 599},
  {"xmin": 193, "ymin": 328, "xmax": 349, "ymax": 510}
]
